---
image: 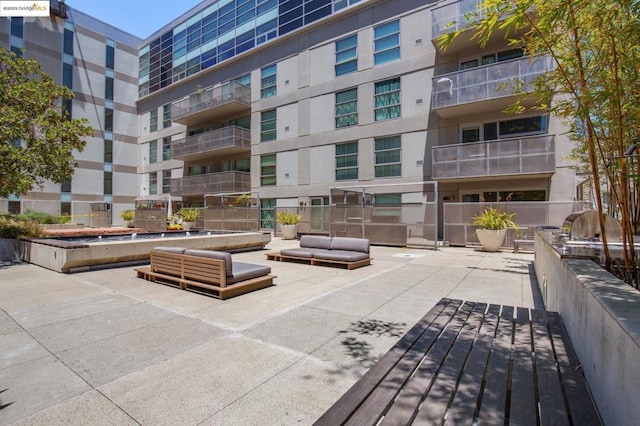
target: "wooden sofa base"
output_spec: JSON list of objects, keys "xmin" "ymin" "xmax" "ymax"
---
[
  {"xmin": 265, "ymin": 252, "xmax": 371, "ymax": 270},
  {"xmin": 135, "ymin": 266, "xmax": 274, "ymax": 300}
]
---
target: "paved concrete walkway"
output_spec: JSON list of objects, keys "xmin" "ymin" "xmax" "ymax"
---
[{"xmin": 0, "ymin": 238, "xmax": 539, "ymax": 425}]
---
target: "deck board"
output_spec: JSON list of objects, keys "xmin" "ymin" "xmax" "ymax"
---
[{"xmin": 315, "ymin": 299, "xmax": 602, "ymax": 426}]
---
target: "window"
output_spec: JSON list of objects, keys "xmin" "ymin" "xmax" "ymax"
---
[
  {"xmin": 261, "ymin": 154, "xmax": 276, "ymax": 186},
  {"xmin": 10, "ymin": 17, "xmax": 23, "ymax": 38},
  {"xmin": 106, "ymin": 39, "xmax": 115, "ymax": 70},
  {"xmin": 467, "ymin": 115, "xmax": 548, "ymax": 142},
  {"xmin": 63, "ymin": 29, "xmax": 74, "ymax": 56},
  {"xmin": 149, "ymin": 172, "xmax": 157, "ymax": 195},
  {"xmin": 105, "ymin": 77, "xmax": 114, "ymax": 100},
  {"xmin": 104, "ymin": 109, "xmax": 113, "ymax": 132},
  {"xmin": 334, "ymin": 0, "xmax": 362, "ymax": 11},
  {"xmin": 104, "ymin": 139, "xmax": 113, "ymax": 163},
  {"xmin": 374, "ymin": 78, "xmax": 401, "ymax": 121},
  {"xmin": 336, "ymin": 142, "xmax": 358, "ymax": 180},
  {"xmin": 375, "ymin": 136, "xmax": 401, "ymax": 178},
  {"xmin": 149, "ymin": 140, "xmax": 157, "ymax": 164},
  {"xmin": 104, "ymin": 171, "xmax": 112, "ymax": 195},
  {"xmin": 261, "ymin": 109, "xmax": 277, "ymax": 142},
  {"xmin": 335, "ymin": 88, "xmax": 358, "ymax": 128},
  {"xmin": 149, "ymin": 109, "xmax": 158, "ymax": 132},
  {"xmin": 261, "ymin": 65, "xmax": 277, "ymax": 98},
  {"xmin": 63, "ymin": 63, "xmax": 73, "ymax": 89},
  {"xmin": 60, "ymin": 180, "xmax": 71, "ymax": 193},
  {"xmin": 162, "ymin": 137, "xmax": 171, "ymax": 161},
  {"xmin": 162, "ymin": 170, "xmax": 171, "ymax": 193},
  {"xmin": 374, "ymin": 20, "xmax": 400, "ymax": 65},
  {"xmin": 162, "ymin": 104, "xmax": 171, "ymax": 128},
  {"xmin": 335, "ymin": 34, "xmax": 357, "ymax": 76},
  {"xmin": 260, "ymin": 198, "xmax": 275, "ymax": 229},
  {"xmin": 236, "ymin": 73, "xmax": 251, "ymax": 87}
]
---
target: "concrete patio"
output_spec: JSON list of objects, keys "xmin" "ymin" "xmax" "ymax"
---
[{"xmin": 0, "ymin": 237, "xmax": 539, "ymax": 425}]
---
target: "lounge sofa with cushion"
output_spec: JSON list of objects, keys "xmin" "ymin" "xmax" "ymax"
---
[
  {"xmin": 135, "ymin": 246, "xmax": 275, "ymax": 299},
  {"xmin": 266, "ymin": 236, "xmax": 371, "ymax": 269}
]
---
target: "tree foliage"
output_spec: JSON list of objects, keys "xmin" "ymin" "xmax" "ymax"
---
[
  {"xmin": 439, "ymin": 0, "xmax": 640, "ymax": 278},
  {"xmin": 0, "ymin": 48, "xmax": 93, "ymax": 198}
]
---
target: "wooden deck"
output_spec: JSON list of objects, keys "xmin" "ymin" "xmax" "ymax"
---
[{"xmin": 315, "ymin": 298, "xmax": 601, "ymax": 425}]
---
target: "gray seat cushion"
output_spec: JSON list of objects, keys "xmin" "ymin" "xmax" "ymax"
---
[
  {"xmin": 330, "ymin": 237, "xmax": 370, "ymax": 253},
  {"xmin": 228, "ymin": 262, "xmax": 271, "ymax": 284},
  {"xmin": 300, "ymin": 235, "xmax": 332, "ymax": 249},
  {"xmin": 153, "ymin": 246, "xmax": 187, "ymax": 254},
  {"xmin": 280, "ymin": 247, "xmax": 329, "ymax": 258},
  {"xmin": 184, "ymin": 249, "xmax": 232, "ymax": 276},
  {"xmin": 314, "ymin": 249, "xmax": 369, "ymax": 262}
]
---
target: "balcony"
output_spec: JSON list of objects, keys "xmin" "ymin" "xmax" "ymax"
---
[
  {"xmin": 171, "ymin": 81, "xmax": 251, "ymax": 126},
  {"xmin": 432, "ymin": 135, "xmax": 555, "ymax": 181},
  {"xmin": 171, "ymin": 126, "xmax": 251, "ymax": 162},
  {"xmin": 431, "ymin": 56, "xmax": 553, "ymax": 119},
  {"xmin": 171, "ymin": 171, "xmax": 251, "ymax": 197},
  {"xmin": 50, "ymin": 0, "xmax": 68, "ymax": 19}
]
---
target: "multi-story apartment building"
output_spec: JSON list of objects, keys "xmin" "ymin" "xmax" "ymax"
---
[
  {"xmin": 1, "ymin": 0, "xmax": 577, "ymax": 232},
  {"xmin": 0, "ymin": 2, "xmax": 141, "ymax": 225}
]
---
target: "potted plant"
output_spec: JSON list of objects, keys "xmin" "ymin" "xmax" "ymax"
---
[
  {"xmin": 176, "ymin": 207, "xmax": 200, "ymax": 231},
  {"xmin": 276, "ymin": 211, "xmax": 301, "ymax": 240},
  {"xmin": 119, "ymin": 210, "xmax": 135, "ymax": 228},
  {"xmin": 472, "ymin": 205, "xmax": 519, "ymax": 252}
]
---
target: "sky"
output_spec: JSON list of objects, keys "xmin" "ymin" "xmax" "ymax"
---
[{"xmin": 66, "ymin": 0, "xmax": 205, "ymax": 39}]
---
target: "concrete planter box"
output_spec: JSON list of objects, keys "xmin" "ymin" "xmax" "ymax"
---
[
  {"xmin": 0, "ymin": 238, "xmax": 19, "ymax": 261},
  {"xmin": 534, "ymin": 231, "xmax": 640, "ymax": 425}
]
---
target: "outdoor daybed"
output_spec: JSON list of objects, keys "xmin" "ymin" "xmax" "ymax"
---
[
  {"xmin": 135, "ymin": 246, "xmax": 275, "ymax": 299},
  {"xmin": 266, "ymin": 235, "xmax": 371, "ymax": 269}
]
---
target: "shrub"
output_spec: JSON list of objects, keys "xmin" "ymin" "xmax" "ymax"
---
[
  {"xmin": 0, "ymin": 217, "xmax": 45, "ymax": 238},
  {"xmin": 276, "ymin": 211, "xmax": 301, "ymax": 225}
]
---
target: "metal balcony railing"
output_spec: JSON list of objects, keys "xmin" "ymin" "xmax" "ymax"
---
[
  {"xmin": 432, "ymin": 56, "xmax": 554, "ymax": 109},
  {"xmin": 171, "ymin": 126, "xmax": 251, "ymax": 160},
  {"xmin": 432, "ymin": 0, "xmax": 484, "ymax": 40},
  {"xmin": 171, "ymin": 81, "xmax": 251, "ymax": 124},
  {"xmin": 432, "ymin": 134, "xmax": 555, "ymax": 179},
  {"xmin": 50, "ymin": 0, "xmax": 68, "ymax": 19},
  {"xmin": 170, "ymin": 171, "xmax": 251, "ymax": 197}
]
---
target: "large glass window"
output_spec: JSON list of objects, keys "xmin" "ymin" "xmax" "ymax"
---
[
  {"xmin": 261, "ymin": 109, "xmax": 277, "ymax": 142},
  {"xmin": 335, "ymin": 34, "xmax": 357, "ymax": 76},
  {"xmin": 106, "ymin": 39, "xmax": 115, "ymax": 70},
  {"xmin": 105, "ymin": 77, "xmax": 114, "ymax": 101},
  {"xmin": 104, "ymin": 139, "xmax": 113, "ymax": 163},
  {"xmin": 62, "ymin": 63, "xmax": 73, "ymax": 89},
  {"xmin": 149, "ymin": 140, "xmax": 157, "ymax": 164},
  {"xmin": 162, "ymin": 137, "xmax": 171, "ymax": 161},
  {"xmin": 261, "ymin": 65, "xmax": 277, "ymax": 98},
  {"xmin": 335, "ymin": 88, "xmax": 358, "ymax": 128},
  {"xmin": 374, "ymin": 20, "xmax": 400, "ymax": 65},
  {"xmin": 236, "ymin": 73, "xmax": 251, "ymax": 87},
  {"xmin": 149, "ymin": 109, "xmax": 158, "ymax": 132},
  {"xmin": 334, "ymin": 0, "xmax": 362, "ymax": 11},
  {"xmin": 336, "ymin": 142, "xmax": 358, "ymax": 181},
  {"xmin": 149, "ymin": 172, "xmax": 157, "ymax": 195},
  {"xmin": 104, "ymin": 109, "xmax": 113, "ymax": 132},
  {"xmin": 375, "ymin": 136, "xmax": 401, "ymax": 178},
  {"xmin": 260, "ymin": 198, "xmax": 275, "ymax": 229},
  {"xmin": 10, "ymin": 17, "xmax": 23, "ymax": 38},
  {"xmin": 104, "ymin": 171, "xmax": 112, "ymax": 195},
  {"xmin": 162, "ymin": 104, "xmax": 171, "ymax": 128},
  {"xmin": 261, "ymin": 154, "xmax": 276, "ymax": 186},
  {"xmin": 162, "ymin": 170, "xmax": 171, "ymax": 193},
  {"xmin": 63, "ymin": 28, "xmax": 73, "ymax": 55},
  {"xmin": 374, "ymin": 78, "xmax": 401, "ymax": 121}
]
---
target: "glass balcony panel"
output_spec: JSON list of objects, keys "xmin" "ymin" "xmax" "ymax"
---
[
  {"xmin": 432, "ymin": 135, "xmax": 555, "ymax": 179},
  {"xmin": 170, "ymin": 171, "xmax": 251, "ymax": 196},
  {"xmin": 171, "ymin": 81, "xmax": 251, "ymax": 124},
  {"xmin": 432, "ymin": 56, "xmax": 553, "ymax": 110},
  {"xmin": 432, "ymin": 0, "xmax": 483, "ymax": 39},
  {"xmin": 171, "ymin": 126, "xmax": 251, "ymax": 159}
]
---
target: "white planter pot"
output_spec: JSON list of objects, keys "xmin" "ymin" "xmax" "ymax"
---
[
  {"xmin": 182, "ymin": 221, "xmax": 195, "ymax": 231},
  {"xmin": 476, "ymin": 229, "xmax": 507, "ymax": 252},
  {"xmin": 280, "ymin": 224, "xmax": 298, "ymax": 240}
]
